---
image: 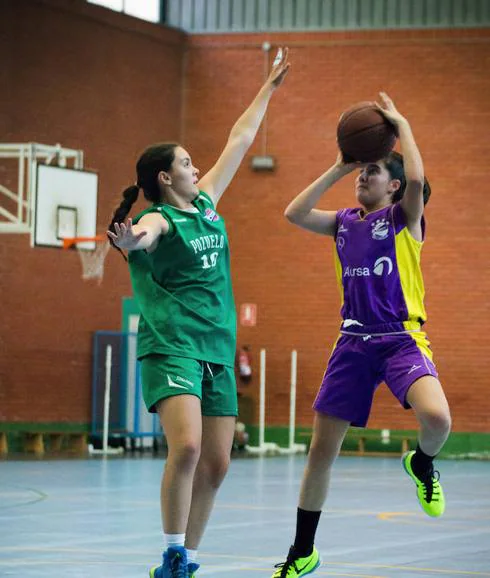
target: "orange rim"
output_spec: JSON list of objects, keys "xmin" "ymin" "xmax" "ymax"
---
[{"xmin": 62, "ymin": 234, "xmax": 107, "ymax": 249}]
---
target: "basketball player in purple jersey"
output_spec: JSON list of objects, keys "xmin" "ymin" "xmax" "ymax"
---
[{"xmin": 269, "ymin": 93, "xmax": 451, "ymax": 578}]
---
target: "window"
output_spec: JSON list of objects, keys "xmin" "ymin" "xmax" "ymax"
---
[
  {"xmin": 124, "ymin": 0, "xmax": 160, "ymax": 23},
  {"xmin": 87, "ymin": 0, "xmax": 161, "ymax": 23},
  {"xmin": 88, "ymin": 0, "xmax": 123, "ymax": 11}
]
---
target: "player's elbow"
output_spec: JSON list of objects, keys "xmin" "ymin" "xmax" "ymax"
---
[
  {"xmin": 228, "ymin": 128, "xmax": 254, "ymax": 151},
  {"xmin": 284, "ymin": 207, "xmax": 302, "ymax": 224},
  {"xmin": 241, "ymin": 131, "xmax": 255, "ymax": 149},
  {"xmin": 406, "ymin": 177, "xmax": 424, "ymax": 191},
  {"xmin": 401, "ymin": 173, "xmax": 424, "ymax": 197}
]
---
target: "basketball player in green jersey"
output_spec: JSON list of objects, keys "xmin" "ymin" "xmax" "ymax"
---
[{"xmin": 107, "ymin": 49, "xmax": 290, "ymax": 578}]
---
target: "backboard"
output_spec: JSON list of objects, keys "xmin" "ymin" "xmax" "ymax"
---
[{"xmin": 33, "ymin": 164, "xmax": 98, "ymax": 250}]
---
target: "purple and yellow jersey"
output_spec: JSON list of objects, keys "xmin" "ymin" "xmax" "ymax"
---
[{"xmin": 334, "ymin": 203, "xmax": 426, "ymax": 331}]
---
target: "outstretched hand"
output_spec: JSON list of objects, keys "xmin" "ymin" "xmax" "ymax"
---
[
  {"xmin": 266, "ymin": 46, "xmax": 290, "ymax": 89},
  {"xmin": 107, "ymin": 218, "xmax": 147, "ymax": 250}
]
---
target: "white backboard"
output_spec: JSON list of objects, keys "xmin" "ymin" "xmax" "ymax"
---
[{"xmin": 33, "ymin": 164, "xmax": 98, "ymax": 250}]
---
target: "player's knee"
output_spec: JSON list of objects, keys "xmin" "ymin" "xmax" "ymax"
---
[
  {"xmin": 308, "ymin": 439, "xmax": 340, "ymax": 468},
  {"xmin": 169, "ymin": 439, "xmax": 201, "ymax": 470},
  {"xmin": 422, "ymin": 408, "xmax": 452, "ymax": 436},
  {"xmin": 201, "ymin": 455, "xmax": 230, "ymax": 488}
]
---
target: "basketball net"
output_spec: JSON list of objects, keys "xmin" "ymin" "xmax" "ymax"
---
[{"xmin": 62, "ymin": 235, "xmax": 110, "ymax": 285}]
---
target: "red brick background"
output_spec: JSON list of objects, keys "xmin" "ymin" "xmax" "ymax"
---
[
  {"xmin": 0, "ymin": 0, "xmax": 185, "ymax": 422},
  {"xmin": 1, "ymin": 0, "xmax": 489, "ymax": 432}
]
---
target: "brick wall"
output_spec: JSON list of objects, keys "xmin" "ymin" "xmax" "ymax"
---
[
  {"xmin": 0, "ymin": 0, "xmax": 185, "ymax": 421},
  {"xmin": 185, "ymin": 30, "xmax": 490, "ymax": 433},
  {"xmin": 1, "ymin": 1, "xmax": 488, "ymax": 432}
]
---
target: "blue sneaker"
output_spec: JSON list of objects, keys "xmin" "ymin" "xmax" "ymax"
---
[
  {"xmin": 188, "ymin": 562, "xmax": 200, "ymax": 577},
  {"xmin": 149, "ymin": 546, "xmax": 188, "ymax": 578}
]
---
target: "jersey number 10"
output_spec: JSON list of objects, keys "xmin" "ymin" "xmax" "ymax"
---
[{"xmin": 201, "ymin": 252, "xmax": 219, "ymax": 269}]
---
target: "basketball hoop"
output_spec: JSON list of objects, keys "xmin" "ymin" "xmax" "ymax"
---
[{"xmin": 62, "ymin": 235, "xmax": 110, "ymax": 284}]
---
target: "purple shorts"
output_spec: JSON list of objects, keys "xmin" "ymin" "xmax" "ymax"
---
[{"xmin": 313, "ymin": 331, "xmax": 438, "ymax": 427}]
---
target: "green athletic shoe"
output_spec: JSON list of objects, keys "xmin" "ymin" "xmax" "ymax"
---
[
  {"xmin": 271, "ymin": 546, "xmax": 320, "ymax": 578},
  {"xmin": 402, "ymin": 450, "xmax": 445, "ymax": 517}
]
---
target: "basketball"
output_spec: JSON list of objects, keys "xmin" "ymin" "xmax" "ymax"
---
[{"xmin": 337, "ymin": 101, "xmax": 397, "ymax": 163}]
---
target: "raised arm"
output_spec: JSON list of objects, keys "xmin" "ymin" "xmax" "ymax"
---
[
  {"xmin": 198, "ymin": 47, "xmax": 290, "ymax": 206},
  {"xmin": 376, "ymin": 92, "xmax": 425, "ymax": 230},
  {"xmin": 285, "ymin": 154, "xmax": 358, "ymax": 236}
]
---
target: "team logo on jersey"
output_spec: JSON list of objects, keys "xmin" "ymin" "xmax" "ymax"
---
[
  {"xmin": 204, "ymin": 208, "xmax": 220, "ymax": 222},
  {"xmin": 337, "ymin": 236, "xmax": 345, "ymax": 249},
  {"xmin": 373, "ymin": 256, "xmax": 393, "ymax": 276},
  {"xmin": 371, "ymin": 218, "xmax": 390, "ymax": 240}
]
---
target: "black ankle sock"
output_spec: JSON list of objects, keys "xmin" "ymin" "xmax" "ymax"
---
[
  {"xmin": 293, "ymin": 508, "xmax": 321, "ymax": 557},
  {"xmin": 411, "ymin": 444, "xmax": 435, "ymax": 478}
]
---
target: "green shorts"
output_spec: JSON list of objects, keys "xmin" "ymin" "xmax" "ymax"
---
[{"xmin": 140, "ymin": 354, "xmax": 238, "ymax": 417}]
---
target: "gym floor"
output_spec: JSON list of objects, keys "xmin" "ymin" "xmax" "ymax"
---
[{"xmin": 1, "ymin": 454, "xmax": 489, "ymax": 577}]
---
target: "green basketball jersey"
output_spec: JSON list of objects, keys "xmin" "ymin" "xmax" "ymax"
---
[{"xmin": 128, "ymin": 191, "xmax": 236, "ymax": 366}]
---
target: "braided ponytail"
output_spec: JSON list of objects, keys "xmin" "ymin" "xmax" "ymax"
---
[
  {"xmin": 107, "ymin": 184, "xmax": 140, "ymax": 260},
  {"xmin": 107, "ymin": 143, "xmax": 179, "ymax": 261}
]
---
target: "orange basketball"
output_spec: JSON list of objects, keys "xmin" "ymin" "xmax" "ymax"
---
[{"xmin": 337, "ymin": 101, "xmax": 397, "ymax": 162}]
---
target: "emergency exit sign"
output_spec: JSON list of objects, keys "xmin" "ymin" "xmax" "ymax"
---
[{"xmin": 240, "ymin": 303, "xmax": 257, "ymax": 326}]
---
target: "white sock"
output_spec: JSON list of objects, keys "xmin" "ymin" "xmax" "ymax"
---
[
  {"xmin": 187, "ymin": 549, "xmax": 198, "ymax": 564},
  {"xmin": 164, "ymin": 533, "xmax": 185, "ymax": 550}
]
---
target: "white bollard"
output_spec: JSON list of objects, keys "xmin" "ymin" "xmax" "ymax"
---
[
  {"xmin": 278, "ymin": 350, "xmax": 307, "ymax": 455},
  {"xmin": 288, "ymin": 349, "xmax": 297, "ymax": 449},
  {"xmin": 102, "ymin": 345, "xmax": 112, "ymax": 453},
  {"xmin": 258, "ymin": 348, "xmax": 266, "ymax": 448},
  {"xmin": 245, "ymin": 348, "xmax": 279, "ymax": 455},
  {"xmin": 89, "ymin": 344, "xmax": 123, "ymax": 457},
  {"xmin": 247, "ymin": 349, "xmax": 305, "ymax": 456}
]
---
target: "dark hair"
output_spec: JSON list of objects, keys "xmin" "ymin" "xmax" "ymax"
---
[
  {"xmin": 384, "ymin": 151, "xmax": 431, "ymax": 206},
  {"xmin": 107, "ymin": 142, "xmax": 179, "ymax": 259}
]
